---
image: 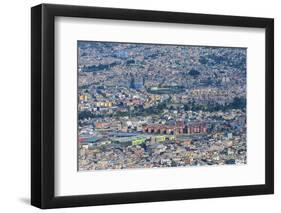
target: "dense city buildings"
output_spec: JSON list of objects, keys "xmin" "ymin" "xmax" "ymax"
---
[{"xmin": 77, "ymin": 41, "xmax": 247, "ymax": 171}]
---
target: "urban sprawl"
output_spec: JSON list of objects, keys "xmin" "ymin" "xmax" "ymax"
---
[{"xmin": 78, "ymin": 41, "xmax": 247, "ymax": 171}]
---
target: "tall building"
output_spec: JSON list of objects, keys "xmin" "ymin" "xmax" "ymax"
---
[{"xmin": 130, "ymin": 76, "xmax": 144, "ymax": 90}]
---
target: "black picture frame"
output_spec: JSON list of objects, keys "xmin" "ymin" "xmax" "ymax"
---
[{"xmin": 31, "ymin": 3, "xmax": 274, "ymax": 209}]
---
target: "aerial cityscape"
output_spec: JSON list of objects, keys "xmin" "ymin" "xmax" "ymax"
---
[{"xmin": 77, "ymin": 41, "xmax": 247, "ymax": 171}]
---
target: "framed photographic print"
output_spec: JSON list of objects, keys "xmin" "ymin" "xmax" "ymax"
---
[{"xmin": 31, "ymin": 3, "xmax": 274, "ymax": 209}]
